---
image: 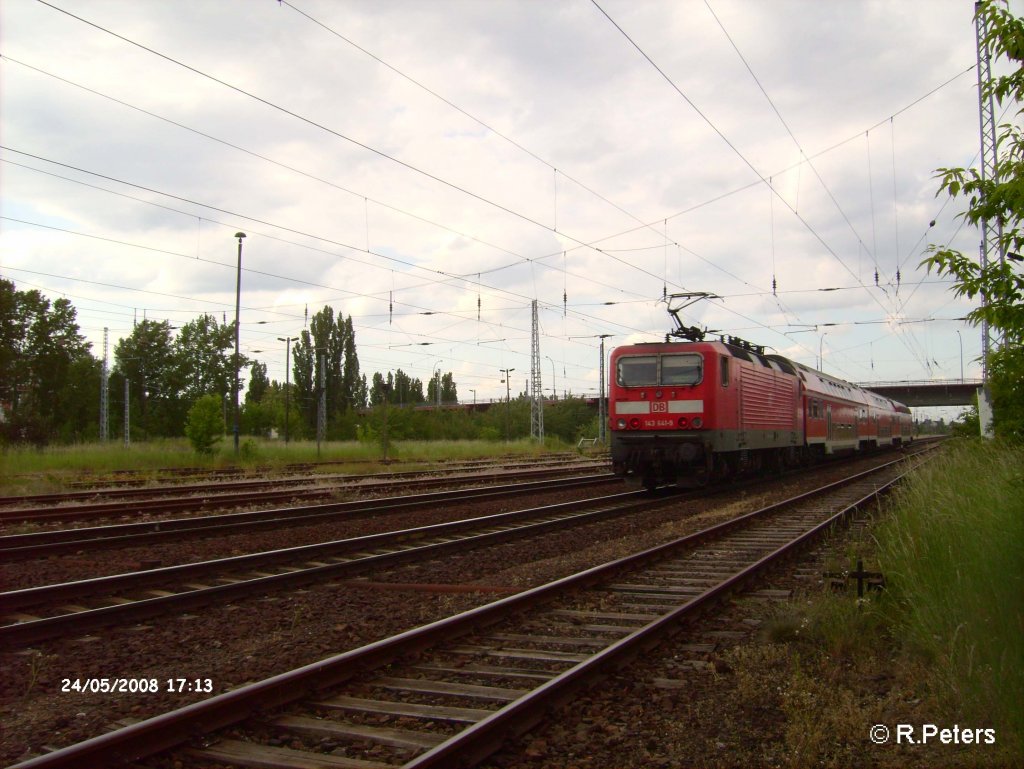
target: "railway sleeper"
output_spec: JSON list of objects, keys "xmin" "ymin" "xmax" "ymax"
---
[{"xmin": 7, "ymin": 452, "xmax": 929, "ymax": 769}]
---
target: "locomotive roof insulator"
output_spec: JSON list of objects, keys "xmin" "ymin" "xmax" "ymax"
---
[{"xmin": 721, "ymin": 334, "xmax": 766, "ymax": 356}]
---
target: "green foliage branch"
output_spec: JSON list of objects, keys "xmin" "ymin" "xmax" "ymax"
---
[{"xmin": 921, "ymin": 1, "xmax": 1024, "ymax": 439}]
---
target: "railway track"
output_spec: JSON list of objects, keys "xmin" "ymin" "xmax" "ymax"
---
[
  {"xmin": 0, "ymin": 483, "xmax": 673, "ymax": 647},
  {"xmin": 0, "ymin": 461, "xmax": 608, "ymax": 525},
  {"xmin": 7, "ymin": 446, "xmax": 936, "ymax": 769},
  {"xmin": 0, "ymin": 474, "xmax": 620, "ymax": 560},
  {"xmin": 54, "ymin": 453, "xmax": 587, "ymax": 490}
]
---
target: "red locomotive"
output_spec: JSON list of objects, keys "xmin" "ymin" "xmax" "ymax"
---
[{"xmin": 609, "ymin": 325, "xmax": 912, "ymax": 489}]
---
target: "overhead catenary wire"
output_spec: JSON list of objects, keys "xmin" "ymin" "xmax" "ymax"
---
[
  {"xmin": 1, "ymin": 149, "xmax": 607, "ymax": 328},
  {"xmin": 0, "ymin": 55, "xmax": 671, "ymax": 308},
  {"xmin": 28, "ymin": 0, "xmax": 676, "ymax": 294},
  {"xmin": 703, "ymin": 0, "xmax": 883, "ymax": 277},
  {"xmin": 590, "ymin": 0, "xmax": 944, "ymax": 377},
  {"xmin": 6, "ymin": 3, "xmax": 980, "ymax": 386},
  {"xmin": 278, "ymin": 0, "xmax": 679, "ymax": 259}
]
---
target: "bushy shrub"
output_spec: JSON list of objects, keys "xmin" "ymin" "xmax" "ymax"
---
[{"xmin": 184, "ymin": 394, "xmax": 224, "ymax": 455}]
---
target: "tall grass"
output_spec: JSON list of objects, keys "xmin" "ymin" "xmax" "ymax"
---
[{"xmin": 875, "ymin": 439, "xmax": 1023, "ymax": 750}]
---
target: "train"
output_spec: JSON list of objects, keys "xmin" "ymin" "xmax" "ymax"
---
[{"xmin": 608, "ymin": 337, "xmax": 913, "ymax": 488}]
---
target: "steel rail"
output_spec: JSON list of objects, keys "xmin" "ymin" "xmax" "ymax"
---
[
  {"xmin": 0, "ymin": 464, "xmax": 608, "ymax": 524},
  {"xmin": 0, "ymin": 486, "xmax": 673, "ymax": 647},
  {"xmin": 0, "ymin": 473, "xmax": 619, "ymax": 559},
  {"xmin": 6, "ymin": 450, "xmax": 933, "ymax": 769},
  {"xmin": 0, "ymin": 456, "xmax": 599, "ymax": 507},
  {"xmin": 406, "ymin": 465, "xmax": 918, "ymax": 768},
  {"xmin": 57, "ymin": 454, "xmax": 588, "ymax": 491}
]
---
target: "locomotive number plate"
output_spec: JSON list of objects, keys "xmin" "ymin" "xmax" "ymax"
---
[{"xmin": 646, "ymin": 418, "xmax": 676, "ymax": 427}]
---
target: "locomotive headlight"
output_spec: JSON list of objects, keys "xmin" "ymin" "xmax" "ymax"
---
[
  {"xmin": 629, "ymin": 417, "xmax": 641, "ymax": 429},
  {"xmin": 692, "ymin": 417, "xmax": 703, "ymax": 428},
  {"xmin": 677, "ymin": 416, "xmax": 688, "ymax": 428},
  {"xmin": 616, "ymin": 418, "xmax": 626, "ymax": 429}
]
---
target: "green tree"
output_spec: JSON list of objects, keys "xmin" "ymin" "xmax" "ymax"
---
[
  {"xmin": 0, "ymin": 279, "xmax": 22, "ymax": 409},
  {"xmin": 922, "ymin": 1, "xmax": 1024, "ymax": 439},
  {"xmin": 0, "ymin": 279, "xmax": 94, "ymax": 444},
  {"xmin": 176, "ymin": 314, "xmax": 238, "ymax": 404},
  {"xmin": 292, "ymin": 306, "xmax": 362, "ymax": 437},
  {"xmin": 368, "ymin": 371, "xmax": 393, "ymax": 407},
  {"xmin": 369, "ymin": 369, "xmax": 424, "ymax": 407},
  {"xmin": 246, "ymin": 361, "xmax": 270, "ymax": 404},
  {"xmin": 426, "ymin": 370, "xmax": 458, "ymax": 405},
  {"xmin": 397, "ymin": 369, "xmax": 425, "ymax": 405},
  {"xmin": 340, "ymin": 315, "xmax": 364, "ymax": 410},
  {"xmin": 114, "ymin": 320, "xmax": 179, "ymax": 438},
  {"xmin": 184, "ymin": 393, "xmax": 225, "ymax": 455},
  {"xmin": 54, "ymin": 356, "xmax": 103, "ymax": 442},
  {"xmin": 441, "ymin": 371, "xmax": 458, "ymax": 404}
]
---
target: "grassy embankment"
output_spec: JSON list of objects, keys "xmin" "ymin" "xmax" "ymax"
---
[
  {"xmin": 0, "ymin": 437, "xmax": 570, "ymax": 495},
  {"xmin": 729, "ymin": 439, "xmax": 1022, "ymax": 767},
  {"xmin": 873, "ymin": 439, "xmax": 1023, "ymax": 759}
]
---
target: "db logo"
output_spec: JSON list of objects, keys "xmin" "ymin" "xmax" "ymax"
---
[{"xmin": 652, "ymin": 402, "xmax": 668, "ymax": 413}]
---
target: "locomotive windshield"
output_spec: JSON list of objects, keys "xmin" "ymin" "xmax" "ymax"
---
[
  {"xmin": 616, "ymin": 353, "xmax": 702, "ymax": 386},
  {"xmin": 617, "ymin": 355, "xmax": 658, "ymax": 386},
  {"xmin": 662, "ymin": 354, "xmax": 703, "ymax": 385}
]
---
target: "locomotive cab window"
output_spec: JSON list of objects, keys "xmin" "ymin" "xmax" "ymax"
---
[
  {"xmin": 616, "ymin": 356, "xmax": 658, "ymax": 386},
  {"xmin": 661, "ymin": 354, "xmax": 703, "ymax": 386}
]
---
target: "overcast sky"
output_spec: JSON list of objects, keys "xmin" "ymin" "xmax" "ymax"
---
[{"xmin": 1, "ymin": 0, "xmax": 1016, "ymax": 414}]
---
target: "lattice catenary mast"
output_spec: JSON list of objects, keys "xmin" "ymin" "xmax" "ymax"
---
[
  {"xmin": 530, "ymin": 299, "xmax": 544, "ymax": 441},
  {"xmin": 99, "ymin": 327, "xmax": 109, "ymax": 441},
  {"xmin": 975, "ymin": 0, "xmax": 1005, "ymax": 380},
  {"xmin": 975, "ymin": 1, "xmax": 1002, "ymax": 437}
]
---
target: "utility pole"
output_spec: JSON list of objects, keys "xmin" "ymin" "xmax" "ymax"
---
[
  {"xmin": 381, "ymin": 382, "xmax": 391, "ymax": 462},
  {"xmin": 232, "ymin": 232, "xmax": 246, "ymax": 456},
  {"xmin": 317, "ymin": 350, "xmax": 326, "ymax": 458},
  {"xmin": 569, "ymin": 333, "xmax": 615, "ymax": 443},
  {"xmin": 500, "ymin": 368, "xmax": 515, "ymax": 441},
  {"xmin": 277, "ymin": 336, "xmax": 294, "ymax": 443},
  {"xmin": 123, "ymin": 377, "xmax": 130, "ymax": 448},
  {"xmin": 432, "ymin": 360, "xmax": 443, "ymax": 408}
]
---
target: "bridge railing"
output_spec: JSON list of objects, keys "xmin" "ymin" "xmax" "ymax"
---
[{"xmin": 857, "ymin": 379, "xmax": 984, "ymax": 388}]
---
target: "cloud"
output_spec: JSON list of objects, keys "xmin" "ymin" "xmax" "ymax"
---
[{"xmin": 0, "ymin": 0, "xmax": 1002, "ymax": 400}]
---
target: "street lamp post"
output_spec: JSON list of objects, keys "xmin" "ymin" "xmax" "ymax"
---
[
  {"xmin": 545, "ymin": 355, "xmax": 556, "ymax": 400},
  {"xmin": 233, "ymin": 232, "xmax": 245, "ymax": 456},
  {"xmin": 432, "ymin": 360, "xmax": 443, "ymax": 407},
  {"xmin": 316, "ymin": 348, "xmax": 326, "ymax": 458},
  {"xmin": 956, "ymin": 330, "xmax": 964, "ymax": 382},
  {"xmin": 277, "ymin": 336, "xmax": 294, "ymax": 443},
  {"xmin": 818, "ymin": 331, "xmax": 828, "ymax": 371},
  {"xmin": 500, "ymin": 368, "xmax": 515, "ymax": 441}
]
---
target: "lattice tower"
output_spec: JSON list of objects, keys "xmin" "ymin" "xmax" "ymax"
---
[
  {"xmin": 100, "ymin": 327, "xmax": 109, "ymax": 441},
  {"xmin": 976, "ymin": 1, "xmax": 1005, "ymax": 378},
  {"xmin": 530, "ymin": 299, "xmax": 544, "ymax": 441}
]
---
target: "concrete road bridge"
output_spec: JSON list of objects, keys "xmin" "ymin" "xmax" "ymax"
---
[{"xmin": 858, "ymin": 379, "xmax": 983, "ymax": 407}]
